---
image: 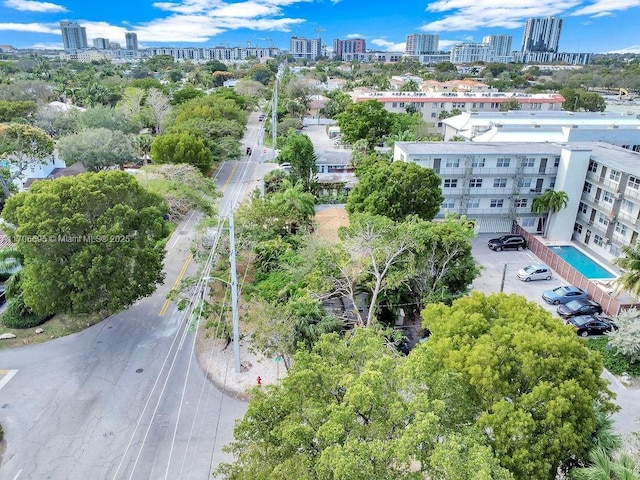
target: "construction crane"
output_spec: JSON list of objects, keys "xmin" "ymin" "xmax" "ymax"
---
[
  {"xmin": 314, "ymin": 27, "xmax": 325, "ymax": 38},
  {"xmin": 257, "ymin": 37, "xmax": 274, "ymax": 47}
]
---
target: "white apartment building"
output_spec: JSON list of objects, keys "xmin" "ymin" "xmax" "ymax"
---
[
  {"xmin": 449, "ymin": 43, "xmax": 494, "ymax": 64},
  {"xmin": 290, "ymin": 36, "xmax": 322, "ymax": 60},
  {"xmin": 482, "ymin": 35, "xmax": 513, "ymax": 57},
  {"xmin": 350, "ymin": 91, "xmax": 564, "ymax": 121},
  {"xmin": 442, "ymin": 111, "xmax": 640, "ymax": 151},
  {"xmin": 405, "ymin": 34, "xmax": 439, "ymax": 56},
  {"xmin": 393, "ymin": 141, "xmax": 640, "ymax": 264}
]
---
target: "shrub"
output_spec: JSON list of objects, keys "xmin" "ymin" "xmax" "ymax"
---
[
  {"xmin": 2, "ymin": 294, "xmax": 53, "ymax": 329},
  {"xmin": 585, "ymin": 337, "xmax": 640, "ymax": 376}
]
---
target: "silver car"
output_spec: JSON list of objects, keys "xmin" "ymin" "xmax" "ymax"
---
[{"xmin": 517, "ymin": 263, "xmax": 552, "ymax": 282}]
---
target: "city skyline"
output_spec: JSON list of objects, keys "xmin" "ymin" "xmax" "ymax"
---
[{"xmin": 0, "ymin": 0, "xmax": 639, "ymax": 54}]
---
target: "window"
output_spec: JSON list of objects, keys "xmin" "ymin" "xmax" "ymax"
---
[
  {"xmin": 467, "ymin": 199, "xmax": 480, "ymax": 208},
  {"xmin": 583, "ymin": 182, "xmax": 592, "ymax": 194},
  {"xmin": 469, "ymin": 178, "xmax": 483, "ymax": 188},
  {"xmin": 602, "ymin": 191, "xmax": 615, "ymax": 204},
  {"xmin": 518, "ymin": 178, "xmax": 532, "ymax": 188},
  {"xmin": 443, "ymin": 179, "xmax": 458, "ymax": 188},
  {"xmin": 441, "ymin": 199, "xmax": 455, "ymax": 209},
  {"xmin": 621, "ymin": 199, "xmax": 634, "ymax": 213},
  {"xmin": 554, "ymin": 157, "xmax": 560, "ymax": 167},
  {"xmin": 522, "ymin": 217, "xmax": 536, "ymax": 227},
  {"xmin": 610, "ymin": 245, "xmax": 621, "ymax": 256},
  {"xmin": 615, "ymin": 222, "xmax": 628, "ymax": 236},
  {"xmin": 574, "ymin": 223, "xmax": 583, "ymax": 234},
  {"xmin": 629, "ymin": 176, "xmax": 640, "ymax": 190},
  {"xmin": 578, "ymin": 202, "xmax": 588, "ymax": 214},
  {"xmin": 399, "ymin": 102, "xmax": 405, "ymax": 107},
  {"xmin": 497, "ymin": 158, "xmax": 510, "ymax": 167},
  {"xmin": 593, "ymin": 234, "xmax": 604, "ymax": 247},
  {"xmin": 445, "ymin": 159, "xmax": 460, "ymax": 168},
  {"xmin": 523, "ymin": 157, "xmax": 535, "ymax": 167},
  {"xmin": 515, "ymin": 198, "xmax": 528, "ymax": 208},
  {"xmin": 392, "ymin": 102, "xmax": 397, "ymax": 108},
  {"xmin": 493, "ymin": 178, "xmax": 507, "ymax": 188},
  {"xmin": 490, "ymin": 199, "xmax": 504, "ymax": 208},
  {"xmin": 588, "ymin": 161, "xmax": 598, "ymax": 173},
  {"xmin": 597, "ymin": 213, "xmax": 609, "ymax": 226},
  {"xmin": 431, "ymin": 112, "xmax": 436, "ymax": 118},
  {"xmin": 609, "ymin": 169, "xmax": 621, "ymax": 182},
  {"xmin": 472, "ymin": 158, "xmax": 485, "ymax": 167}
]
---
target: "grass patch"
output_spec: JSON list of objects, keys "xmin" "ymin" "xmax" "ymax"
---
[
  {"xmin": 584, "ymin": 337, "xmax": 640, "ymax": 376},
  {"xmin": 0, "ymin": 311, "xmax": 106, "ymax": 349}
]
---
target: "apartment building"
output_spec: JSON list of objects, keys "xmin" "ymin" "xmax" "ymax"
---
[
  {"xmin": 405, "ymin": 33, "xmax": 439, "ymax": 56},
  {"xmin": 482, "ymin": 35, "xmax": 513, "ymax": 57},
  {"xmin": 60, "ymin": 21, "xmax": 87, "ymax": 50},
  {"xmin": 290, "ymin": 36, "xmax": 322, "ymax": 60},
  {"xmin": 441, "ymin": 111, "xmax": 640, "ymax": 151},
  {"xmin": 333, "ymin": 38, "xmax": 366, "ymax": 61},
  {"xmin": 393, "ymin": 141, "xmax": 640, "ymax": 264},
  {"xmin": 92, "ymin": 38, "xmax": 110, "ymax": 50},
  {"xmin": 521, "ymin": 16, "xmax": 563, "ymax": 53},
  {"xmin": 125, "ymin": 32, "xmax": 138, "ymax": 51},
  {"xmin": 350, "ymin": 91, "xmax": 564, "ymax": 121}
]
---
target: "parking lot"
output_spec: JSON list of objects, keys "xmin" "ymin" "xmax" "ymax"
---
[{"xmin": 472, "ymin": 233, "xmax": 569, "ymax": 317}]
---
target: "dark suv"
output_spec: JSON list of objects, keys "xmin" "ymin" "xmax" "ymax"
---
[{"xmin": 488, "ymin": 234, "xmax": 526, "ymax": 251}]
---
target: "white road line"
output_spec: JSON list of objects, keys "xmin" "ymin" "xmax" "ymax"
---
[
  {"xmin": 12, "ymin": 469, "xmax": 22, "ymax": 480},
  {"xmin": 0, "ymin": 369, "xmax": 18, "ymax": 391}
]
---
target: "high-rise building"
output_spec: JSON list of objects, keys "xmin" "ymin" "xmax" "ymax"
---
[
  {"xmin": 60, "ymin": 21, "xmax": 88, "ymax": 50},
  {"xmin": 449, "ymin": 43, "xmax": 494, "ymax": 64},
  {"xmin": 333, "ymin": 38, "xmax": 366, "ymax": 60},
  {"xmin": 521, "ymin": 16, "xmax": 563, "ymax": 53},
  {"xmin": 92, "ymin": 38, "xmax": 109, "ymax": 49},
  {"xmin": 405, "ymin": 33, "xmax": 439, "ymax": 56},
  {"xmin": 125, "ymin": 32, "xmax": 138, "ymax": 50},
  {"xmin": 290, "ymin": 36, "xmax": 321, "ymax": 60},
  {"xmin": 482, "ymin": 35, "xmax": 513, "ymax": 57}
]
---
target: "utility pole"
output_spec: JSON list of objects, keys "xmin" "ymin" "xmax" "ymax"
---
[{"xmin": 229, "ymin": 212, "xmax": 241, "ymax": 373}]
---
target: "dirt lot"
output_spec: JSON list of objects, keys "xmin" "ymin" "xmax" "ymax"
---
[{"xmin": 314, "ymin": 205, "xmax": 350, "ymax": 242}]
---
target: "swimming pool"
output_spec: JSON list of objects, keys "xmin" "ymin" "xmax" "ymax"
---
[{"xmin": 549, "ymin": 245, "xmax": 616, "ymax": 280}]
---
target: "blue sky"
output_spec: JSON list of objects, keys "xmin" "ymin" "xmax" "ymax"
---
[{"xmin": 0, "ymin": 0, "xmax": 639, "ymax": 53}]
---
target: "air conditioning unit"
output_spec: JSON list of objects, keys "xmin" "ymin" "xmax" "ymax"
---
[
  {"xmin": 616, "ymin": 192, "xmax": 623, "ymax": 199},
  {"xmin": 604, "ymin": 238, "xmax": 611, "ymax": 245}
]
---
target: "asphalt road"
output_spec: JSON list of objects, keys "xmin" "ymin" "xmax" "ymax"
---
[{"xmin": 0, "ymin": 111, "xmax": 271, "ymax": 480}]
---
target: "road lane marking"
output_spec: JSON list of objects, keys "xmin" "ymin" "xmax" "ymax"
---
[
  {"xmin": 12, "ymin": 469, "xmax": 22, "ymax": 480},
  {"xmin": 0, "ymin": 369, "xmax": 18, "ymax": 391},
  {"xmin": 220, "ymin": 161, "xmax": 240, "ymax": 193},
  {"xmin": 159, "ymin": 253, "xmax": 192, "ymax": 316}
]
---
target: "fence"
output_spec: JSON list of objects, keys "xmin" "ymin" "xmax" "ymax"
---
[{"xmin": 514, "ymin": 226, "xmax": 639, "ymax": 316}]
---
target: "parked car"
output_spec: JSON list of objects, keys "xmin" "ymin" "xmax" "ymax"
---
[
  {"xmin": 487, "ymin": 234, "xmax": 526, "ymax": 251},
  {"xmin": 517, "ymin": 263, "xmax": 552, "ymax": 282},
  {"xmin": 258, "ymin": 114, "xmax": 266, "ymax": 121},
  {"xmin": 542, "ymin": 285, "xmax": 588, "ymax": 305},
  {"xmin": 565, "ymin": 314, "xmax": 617, "ymax": 337},
  {"xmin": 557, "ymin": 299, "xmax": 603, "ymax": 319}
]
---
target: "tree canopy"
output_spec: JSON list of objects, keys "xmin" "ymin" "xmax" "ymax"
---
[
  {"xmin": 56, "ymin": 127, "xmax": 138, "ymax": 171},
  {"xmin": 150, "ymin": 132, "xmax": 214, "ymax": 175},
  {"xmin": 336, "ymin": 100, "xmax": 394, "ymax": 149},
  {"xmin": 422, "ymin": 292, "xmax": 614, "ymax": 480},
  {"xmin": 346, "ymin": 160, "xmax": 443, "ymax": 222},
  {"xmin": 277, "ymin": 132, "xmax": 317, "ymax": 191},
  {"xmin": 2, "ymin": 170, "xmax": 169, "ymax": 315}
]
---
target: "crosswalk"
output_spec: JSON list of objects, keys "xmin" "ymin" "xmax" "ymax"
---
[{"xmin": 0, "ymin": 369, "xmax": 17, "ymax": 391}]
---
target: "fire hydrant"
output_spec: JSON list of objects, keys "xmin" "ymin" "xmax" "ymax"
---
[{"xmin": 257, "ymin": 376, "xmax": 262, "ymax": 386}]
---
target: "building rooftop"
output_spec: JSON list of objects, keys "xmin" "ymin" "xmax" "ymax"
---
[{"xmin": 351, "ymin": 91, "xmax": 564, "ymax": 103}]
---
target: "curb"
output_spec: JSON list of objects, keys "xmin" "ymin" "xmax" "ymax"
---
[{"xmin": 602, "ymin": 368, "xmax": 627, "ymax": 391}]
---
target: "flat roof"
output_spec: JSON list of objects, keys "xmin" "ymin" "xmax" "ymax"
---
[
  {"xmin": 351, "ymin": 91, "xmax": 564, "ymax": 103},
  {"xmin": 444, "ymin": 111, "xmax": 640, "ymax": 129}
]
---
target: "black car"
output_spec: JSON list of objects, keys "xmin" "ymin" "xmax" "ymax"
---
[
  {"xmin": 487, "ymin": 234, "xmax": 526, "ymax": 251},
  {"xmin": 557, "ymin": 299, "xmax": 603, "ymax": 319},
  {"xmin": 566, "ymin": 314, "xmax": 617, "ymax": 337}
]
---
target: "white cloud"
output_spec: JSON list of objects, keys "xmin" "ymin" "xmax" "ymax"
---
[
  {"xmin": 0, "ymin": 22, "xmax": 59, "ymax": 33},
  {"xmin": 371, "ymin": 38, "xmax": 406, "ymax": 51},
  {"xmin": 346, "ymin": 33, "xmax": 364, "ymax": 38},
  {"xmin": 28, "ymin": 41, "xmax": 63, "ymax": 49},
  {"xmin": 608, "ymin": 45, "xmax": 640, "ymax": 53},
  {"xmin": 570, "ymin": 0, "xmax": 640, "ymax": 17},
  {"xmin": 4, "ymin": 0, "xmax": 67, "ymax": 12}
]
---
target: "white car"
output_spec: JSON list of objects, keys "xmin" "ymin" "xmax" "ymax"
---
[{"xmin": 516, "ymin": 263, "xmax": 552, "ymax": 282}]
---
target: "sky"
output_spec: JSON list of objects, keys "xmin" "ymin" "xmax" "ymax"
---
[{"xmin": 0, "ymin": 0, "xmax": 639, "ymax": 54}]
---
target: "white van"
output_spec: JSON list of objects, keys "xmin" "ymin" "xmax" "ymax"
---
[{"xmin": 517, "ymin": 263, "xmax": 552, "ymax": 282}]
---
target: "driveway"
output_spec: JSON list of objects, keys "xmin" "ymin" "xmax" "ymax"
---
[{"xmin": 472, "ymin": 233, "xmax": 640, "ymax": 438}]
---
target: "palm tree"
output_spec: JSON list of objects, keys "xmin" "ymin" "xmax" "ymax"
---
[
  {"xmin": 531, "ymin": 190, "xmax": 569, "ymax": 237},
  {"xmin": 613, "ymin": 243, "xmax": 640, "ymax": 297},
  {"xmin": 571, "ymin": 446, "xmax": 640, "ymax": 480}
]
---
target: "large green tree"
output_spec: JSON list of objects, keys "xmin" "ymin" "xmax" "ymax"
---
[
  {"xmin": 336, "ymin": 100, "xmax": 394, "ymax": 149},
  {"xmin": 422, "ymin": 292, "xmax": 614, "ymax": 480},
  {"xmin": 57, "ymin": 127, "xmax": 138, "ymax": 171},
  {"xmin": 346, "ymin": 161, "xmax": 443, "ymax": 222},
  {"xmin": 277, "ymin": 132, "xmax": 317, "ymax": 191},
  {"xmin": 0, "ymin": 100, "xmax": 37, "ymax": 122},
  {"xmin": 150, "ymin": 132, "xmax": 214, "ymax": 175},
  {"xmin": 2, "ymin": 170, "xmax": 169, "ymax": 315},
  {"xmin": 216, "ymin": 327, "xmax": 512, "ymax": 480}
]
